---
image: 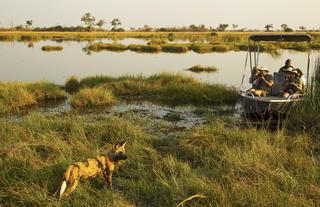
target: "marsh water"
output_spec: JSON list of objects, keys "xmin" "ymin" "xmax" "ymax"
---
[
  {"xmin": 1, "ymin": 39, "xmax": 318, "ymax": 90},
  {"xmin": 1, "ymin": 38, "xmax": 317, "ymax": 134}
]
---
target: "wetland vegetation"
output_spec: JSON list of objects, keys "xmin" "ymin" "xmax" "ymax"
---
[
  {"xmin": 41, "ymin": 45, "xmax": 63, "ymax": 51},
  {"xmin": 1, "ymin": 31, "xmax": 320, "ymax": 54},
  {"xmin": 1, "ymin": 30, "xmax": 320, "ymax": 206},
  {"xmin": 0, "ymin": 66, "xmax": 320, "ymax": 206}
]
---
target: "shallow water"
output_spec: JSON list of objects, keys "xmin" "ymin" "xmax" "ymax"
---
[{"xmin": 0, "ymin": 40, "xmax": 318, "ymax": 90}]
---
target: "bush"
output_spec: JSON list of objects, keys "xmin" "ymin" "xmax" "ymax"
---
[{"xmin": 65, "ymin": 76, "xmax": 80, "ymax": 94}]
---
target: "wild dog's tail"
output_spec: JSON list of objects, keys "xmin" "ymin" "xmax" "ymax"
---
[
  {"xmin": 59, "ymin": 165, "xmax": 73, "ymax": 198},
  {"xmin": 59, "ymin": 180, "xmax": 67, "ymax": 198}
]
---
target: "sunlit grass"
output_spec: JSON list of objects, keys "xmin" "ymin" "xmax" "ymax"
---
[
  {"xmin": 0, "ymin": 111, "xmax": 319, "ymax": 206},
  {"xmin": 76, "ymin": 73, "xmax": 236, "ymax": 105},
  {"xmin": 0, "ymin": 81, "xmax": 66, "ymax": 114},
  {"xmin": 70, "ymin": 88, "xmax": 117, "ymax": 107},
  {"xmin": 187, "ymin": 65, "xmax": 218, "ymax": 73}
]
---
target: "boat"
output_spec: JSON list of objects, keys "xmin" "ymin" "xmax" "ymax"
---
[{"xmin": 239, "ymin": 34, "xmax": 312, "ymax": 118}]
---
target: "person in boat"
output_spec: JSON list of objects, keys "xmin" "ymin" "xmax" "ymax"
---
[
  {"xmin": 295, "ymin": 68, "xmax": 307, "ymax": 87},
  {"xmin": 282, "ymin": 70, "xmax": 303, "ymax": 98},
  {"xmin": 249, "ymin": 66, "xmax": 261, "ymax": 87},
  {"xmin": 279, "ymin": 59, "xmax": 294, "ymax": 73},
  {"xmin": 248, "ymin": 67, "xmax": 274, "ymax": 97}
]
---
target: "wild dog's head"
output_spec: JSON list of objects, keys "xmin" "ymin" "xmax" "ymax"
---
[{"xmin": 111, "ymin": 140, "xmax": 128, "ymax": 161}]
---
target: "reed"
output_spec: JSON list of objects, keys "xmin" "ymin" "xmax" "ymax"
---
[
  {"xmin": 0, "ymin": 81, "xmax": 66, "ymax": 114},
  {"xmin": 76, "ymin": 73, "xmax": 237, "ymax": 105},
  {"xmin": 70, "ymin": 88, "xmax": 117, "ymax": 107}
]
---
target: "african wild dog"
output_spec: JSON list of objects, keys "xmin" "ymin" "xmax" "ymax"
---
[{"xmin": 59, "ymin": 140, "xmax": 128, "ymax": 198}]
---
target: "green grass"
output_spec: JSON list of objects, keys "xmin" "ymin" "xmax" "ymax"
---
[
  {"xmin": 161, "ymin": 44, "xmax": 189, "ymax": 53},
  {"xmin": 189, "ymin": 43, "xmax": 213, "ymax": 53},
  {"xmin": 76, "ymin": 73, "xmax": 236, "ymax": 105},
  {"xmin": 128, "ymin": 44, "xmax": 161, "ymax": 53},
  {"xmin": 41, "ymin": 45, "xmax": 63, "ymax": 51},
  {"xmin": 0, "ymin": 81, "xmax": 66, "ymax": 114},
  {"xmin": 0, "ymin": 111, "xmax": 319, "ymax": 206},
  {"xmin": 88, "ymin": 43, "xmax": 128, "ymax": 52},
  {"xmin": 1, "ymin": 31, "xmax": 320, "ymax": 53},
  {"xmin": 187, "ymin": 65, "xmax": 218, "ymax": 73},
  {"xmin": 70, "ymin": 88, "xmax": 117, "ymax": 107}
]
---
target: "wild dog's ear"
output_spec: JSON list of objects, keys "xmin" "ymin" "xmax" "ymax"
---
[
  {"xmin": 113, "ymin": 140, "xmax": 127, "ymax": 150},
  {"xmin": 119, "ymin": 139, "xmax": 127, "ymax": 148},
  {"xmin": 113, "ymin": 142, "xmax": 120, "ymax": 150}
]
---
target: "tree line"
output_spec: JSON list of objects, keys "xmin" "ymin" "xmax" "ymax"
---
[{"xmin": 2, "ymin": 12, "xmax": 317, "ymax": 32}]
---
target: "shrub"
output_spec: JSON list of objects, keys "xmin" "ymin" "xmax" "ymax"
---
[{"xmin": 65, "ymin": 76, "xmax": 80, "ymax": 94}]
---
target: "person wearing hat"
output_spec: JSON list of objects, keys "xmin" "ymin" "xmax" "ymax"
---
[
  {"xmin": 295, "ymin": 68, "xmax": 306, "ymax": 87},
  {"xmin": 248, "ymin": 66, "xmax": 274, "ymax": 97},
  {"xmin": 282, "ymin": 70, "xmax": 303, "ymax": 98},
  {"xmin": 279, "ymin": 59, "xmax": 294, "ymax": 73}
]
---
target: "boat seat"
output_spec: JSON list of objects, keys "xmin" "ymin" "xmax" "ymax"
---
[{"xmin": 271, "ymin": 72, "xmax": 286, "ymax": 96}]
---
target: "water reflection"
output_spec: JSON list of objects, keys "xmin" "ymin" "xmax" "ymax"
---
[{"xmin": 0, "ymin": 40, "xmax": 318, "ymax": 89}]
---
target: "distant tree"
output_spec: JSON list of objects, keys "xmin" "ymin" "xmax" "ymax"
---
[
  {"xmin": 264, "ymin": 24, "xmax": 273, "ymax": 32},
  {"xmin": 96, "ymin": 19, "xmax": 105, "ymax": 30},
  {"xmin": 217, "ymin": 24, "xmax": 229, "ymax": 31},
  {"xmin": 81, "ymin": 13, "xmax": 96, "ymax": 31},
  {"xmin": 189, "ymin": 24, "xmax": 197, "ymax": 31},
  {"xmin": 26, "ymin": 20, "xmax": 33, "ymax": 28},
  {"xmin": 111, "ymin": 18, "xmax": 121, "ymax": 31},
  {"xmin": 281, "ymin": 24, "xmax": 288, "ymax": 31},
  {"xmin": 299, "ymin": 26, "xmax": 306, "ymax": 31},
  {"xmin": 232, "ymin": 24, "xmax": 238, "ymax": 30},
  {"xmin": 284, "ymin": 27, "xmax": 293, "ymax": 32}
]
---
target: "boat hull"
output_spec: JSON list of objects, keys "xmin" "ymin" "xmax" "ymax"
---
[{"xmin": 240, "ymin": 94, "xmax": 300, "ymax": 116}]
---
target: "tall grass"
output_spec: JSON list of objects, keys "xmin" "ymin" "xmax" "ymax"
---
[
  {"xmin": 75, "ymin": 73, "xmax": 237, "ymax": 105},
  {"xmin": 286, "ymin": 56, "xmax": 320, "ymax": 136},
  {"xmin": 70, "ymin": 88, "xmax": 117, "ymax": 107},
  {"xmin": 88, "ymin": 43, "xmax": 127, "ymax": 52},
  {"xmin": 0, "ymin": 81, "xmax": 66, "ymax": 114},
  {"xmin": 0, "ymin": 112, "xmax": 319, "ymax": 206}
]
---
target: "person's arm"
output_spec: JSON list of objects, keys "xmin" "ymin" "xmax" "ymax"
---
[{"xmin": 261, "ymin": 76, "xmax": 273, "ymax": 87}]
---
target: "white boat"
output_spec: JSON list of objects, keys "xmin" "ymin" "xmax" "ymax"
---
[{"xmin": 239, "ymin": 34, "xmax": 312, "ymax": 117}]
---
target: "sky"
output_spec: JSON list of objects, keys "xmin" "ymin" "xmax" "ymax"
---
[{"xmin": 1, "ymin": 0, "xmax": 320, "ymax": 30}]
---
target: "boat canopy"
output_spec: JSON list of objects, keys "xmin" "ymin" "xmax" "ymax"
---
[{"xmin": 249, "ymin": 34, "xmax": 311, "ymax": 42}]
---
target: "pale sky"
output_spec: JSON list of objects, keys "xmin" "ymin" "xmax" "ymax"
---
[{"xmin": 1, "ymin": 0, "xmax": 319, "ymax": 30}]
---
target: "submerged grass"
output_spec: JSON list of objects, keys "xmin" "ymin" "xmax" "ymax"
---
[
  {"xmin": 0, "ymin": 81, "xmax": 66, "ymax": 114},
  {"xmin": 187, "ymin": 65, "xmax": 218, "ymax": 73},
  {"xmin": 0, "ymin": 111, "xmax": 319, "ymax": 206},
  {"xmin": 77, "ymin": 73, "xmax": 236, "ymax": 105},
  {"xmin": 41, "ymin": 45, "xmax": 63, "ymax": 51},
  {"xmin": 128, "ymin": 44, "xmax": 161, "ymax": 53},
  {"xmin": 88, "ymin": 43, "xmax": 127, "ymax": 52}
]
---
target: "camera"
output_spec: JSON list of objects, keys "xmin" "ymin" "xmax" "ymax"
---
[{"xmin": 258, "ymin": 73, "xmax": 263, "ymax": 78}]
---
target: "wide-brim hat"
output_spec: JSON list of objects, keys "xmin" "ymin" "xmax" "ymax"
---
[
  {"xmin": 290, "ymin": 69, "xmax": 298, "ymax": 75},
  {"xmin": 257, "ymin": 66, "xmax": 269, "ymax": 73}
]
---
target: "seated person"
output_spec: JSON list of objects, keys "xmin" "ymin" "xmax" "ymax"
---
[
  {"xmin": 279, "ymin": 59, "xmax": 294, "ymax": 73},
  {"xmin": 248, "ymin": 67, "xmax": 274, "ymax": 97},
  {"xmin": 295, "ymin": 68, "xmax": 306, "ymax": 87},
  {"xmin": 282, "ymin": 70, "xmax": 303, "ymax": 98},
  {"xmin": 249, "ymin": 66, "xmax": 261, "ymax": 87}
]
